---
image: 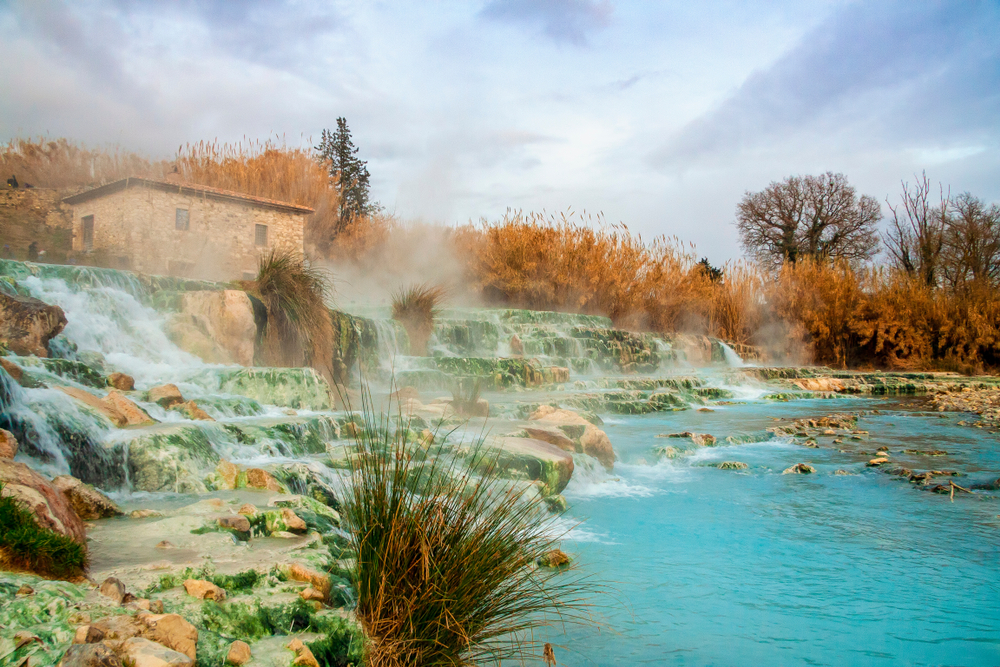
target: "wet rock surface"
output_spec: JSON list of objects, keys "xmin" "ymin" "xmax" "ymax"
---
[{"xmin": 0, "ymin": 291, "xmax": 67, "ymax": 357}]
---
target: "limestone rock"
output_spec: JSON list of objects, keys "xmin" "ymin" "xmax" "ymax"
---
[
  {"xmin": 537, "ymin": 549, "xmax": 571, "ymax": 567},
  {"xmin": 119, "ymin": 637, "xmax": 194, "ymax": 667},
  {"xmin": 659, "ymin": 431, "xmax": 717, "ymax": 447},
  {"xmin": 716, "ymin": 461, "xmax": 749, "ymax": 470},
  {"xmin": 0, "ymin": 356, "xmax": 24, "ymax": 382},
  {"xmin": 0, "ymin": 459, "xmax": 86, "ymax": 544},
  {"xmin": 833, "ymin": 469, "xmax": 855, "ymax": 475},
  {"xmin": 286, "ymin": 639, "xmax": 320, "ymax": 667},
  {"xmin": 299, "ymin": 587, "xmax": 325, "ymax": 602},
  {"xmin": 528, "ymin": 406, "xmax": 616, "ymax": 471},
  {"xmin": 130, "ymin": 509, "xmax": 163, "ymax": 519},
  {"xmin": 0, "ymin": 428, "xmax": 18, "ymax": 459},
  {"xmin": 792, "ymin": 378, "xmax": 846, "ymax": 392},
  {"xmin": 107, "ymin": 373, "xmax": 135, "ymax": 391},
  {"xmin": 523, "ymin": 426, "xmax": 575, "ymax": 453},
  {"xmin": 244, "ymin": 467, "xmax": 282, "ymax": 492},
  {"xmin": 72, "ymin": 625, "xmax": 106, "ymax": 645},
  {"xmin": 178, "ymin": 291, "xmax": 257, "ymax": 366},
  {"xmin": 103, "ymin": 391, "xmax": 155, "ymax": 426},
  {"xmin": 217, "ymin": 515, "xmax": 251, "ymax": 533},
  {"xmin": 171, "ymin": 400, "xmax": 214, "ymax": 421},
  {"xmin": 99, "ymin": 577, "xmax": 127, "ymax": 604},
  {"xmin": 182, "ymin": 579, "xmax": 226, "ymax": 601},
  {"xmin": 0, "ymin": 292, "xmax": 67, "ymax": 357},
  {"xmin": 225, "ymin": 641, "xmax": 251, "ymax": 666},
  {"xmin": 490, "ymin": 437, "xmax": 575, "ymax": 495},
  {"xmin": 139, "ymin": 614, "xmax": 198, "ymax": 660},
  {"xmin": 579, "ymin": 426, "xmax": 615, "ymax": 471},
  {"xmin": 237, "ymin": 503, "xmax": 257, "ymax": 517},
  {"xmin": 867, "ymin": 457, "xmax": 889, "ymax": 466},
  {"xmin": 52, "ymin": 475, "xmax": 123, "ymax": 520},
  {"xmin": 782, "ymin": 463, "xmax": 816, "ymax": 475},
  {"xmin": 58, "ymin": 643, "xmax": 122, "ymax": 667},
  {"xmin": 281, "ymin": 508, "xmax": 307, "ymax": 533},
  {"xmin": 147, "ymin": 385, "xmax": 184, "ymax": 409},
  {"xmin": 284, "ymin": 563, "xmax": 330, "ymax": 598},
  {"xmin": 57, "ymin": 386, "xmax": 128, "ymax": 427},
  {"xmin": 215, "ymin": 460, "xmax": 239, "ymax": 489}
]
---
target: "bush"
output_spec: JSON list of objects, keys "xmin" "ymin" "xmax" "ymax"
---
[
  {"xmin": 341, "ymin": 389, "xmax": 595, "ymax": 666},
  {"xmin": 391, "ymin": 284, "xmax": 445, "ymax": 357},
  {"xmin": 0, "ymin": 485, "xmax": 87, "ymax": 579}
]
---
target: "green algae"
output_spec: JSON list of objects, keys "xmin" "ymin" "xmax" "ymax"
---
[{"xmin": 0, "ymin": 574, "xmax": 87, "ymax": 667}]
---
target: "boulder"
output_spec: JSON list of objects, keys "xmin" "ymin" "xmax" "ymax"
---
[
  {"xmin": 867, "ymin": 457, "xmax": 889, "ymax": 467},
  {"xmin": 139, "ymin": 614, "xmax": 198, "ymax": 661},
  {"xmin": 215, "ymin": 460, "xmax": 239, "ymax": 489},
  {"xmin": 529, "ymin": 406, "xmax": 616, "ymax": 471},
  {"xmin": 58, "ymin": 386, "xmax": 128, "ymax": 427},
  {"xmin": 72, "ymin": 625, "xmax": 107, "ymax": 645},
  {"xmin": 782, "ymin": 463, "xmax": 816, "ymax": 475},
  {"xmin": 217, "ymin": 515, "xmax": 251, "ymax": 533},
  {"xmin": 182, "ymin": 579, "xmax": 226, "ymax": 601},
  {"xmin": 489, "ymin": 437, "xmax": 575, "ymax": 495},
  {"xmin": 225, "ymin": 641, "xmax": 251, "ymax": 666},
  {"xmin": 119, "ymin": 637, "xmax": 194, "ymax": 667},
  {"xmin": 171, "ymin": 400, "xmax": 214, "ymax": 421},
  {"xmin": 659, "ymin": 431, "xmax": 717, "ymax": 447},
  {"xmin": 792, "ymin": 378, "xmax": 846, "ymax": 392},
  {"xmin": 107, "ymin": 373, "xmax": 135, "ymax": 391},
  {"xmin": 147, "ymin": 385, "xmax": 184, "ymax": 409},
  {"xmin": 286, "ymin": 639, "xmax": 320, "ymax": 667},
  {"xmin": 0, "ymin": 292, "xmax": 67, "ymax": 357},
  {"xmin": 237, "ymin": 503, "xmax": 257, "ymax": 517},
  {"xmin": 0, "ymin": 356, "xmax": 23, "ymax": 382},
  {"xmin": 52, "ymin": 475, "xmax": 123, "ymax": 520},
  {"xmin": 299, "ymin": 587, "xmax": 325, "ymax": 602},
  {"xmin": 0, "ymin": 459, "xmax": 86, "ymax": 543},
  {"xmin": 103, "ymin": 391, "xmax": 155, "ymax": 426},
  {"xmin": 178, "ymin": 291, "xmax": 257, "ymax": 366},
  {"xmin": 523, "ymin": 426, "xmax": 575, "ymax": 453},
  {"xmin": 281, "ymin": 508, "xmax": 307, "ymax": 533},
  {"xmin": 284, "ymin": 563, "xmax": 331, "ymax": 599},
  {"xmin": 244, "ymin": 467, "xmax": 282, "ymax": 492},
  {"xmin": 537, "ymin": 549, "xmax": 572, "ymax": 568},
  {"xmin": 716, "ymin": 461, "xmax": 749, "ymax": 470},
  {"xmin": 99, "ymin": 577, "xmax": 127, "ymax": 604},
  {"xmin": 58, "ymin": 643, "xmax": 123, "ymax": 667},
  {"xmin": 0, "ymin": 428, "xmax": 18, "ymax": 459}
]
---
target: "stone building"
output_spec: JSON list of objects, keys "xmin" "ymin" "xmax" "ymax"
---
[{"xmin": 62, "ymin": 177, "xmax": 312, "ymax": 281}]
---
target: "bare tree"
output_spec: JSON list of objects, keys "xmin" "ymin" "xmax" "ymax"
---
[
  {"xmin": 942, "ymin": 192, "xmax": 1000, "ymax": 289},
  {"xmin": 736, "ymin": 172, "xmax": 881, "ymax": 269},
  {"xmin": 883, "ymin": 172, "xmax": 948, "ymax": 287}
]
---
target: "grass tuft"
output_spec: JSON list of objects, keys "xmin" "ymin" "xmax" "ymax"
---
[
  {"xmin": 341, "ymin": 385, "xmax": 596, "ymax": 666},
  {"xmin": 391, "ymin": 284, "xmax": 446, "ymax": 356},
  {"xmin": 0, "ymin": 485, "xmax": 87, "ymax": 579}
]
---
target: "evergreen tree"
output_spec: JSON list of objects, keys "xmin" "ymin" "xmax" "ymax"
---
[{"xmin": 316, "ymin": 118, "xmax": 375, "ymax": 230}]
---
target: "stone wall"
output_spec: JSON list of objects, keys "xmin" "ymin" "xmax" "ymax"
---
[
  {"xmin": 0, "ymin": 188, "xmax": 74, "ymax": 261},
  {"xmin": 67, "ymin": 185, "xmax": 306, "ymax": 281}
]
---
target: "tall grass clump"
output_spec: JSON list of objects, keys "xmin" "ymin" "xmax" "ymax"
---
[
  {"xmin": 391, "ymin": 284, "xmax": 446, "ymax": 357},
  {"xmin": 243, "ymin": 249, "xmax": 335, "ymax": 382},
  {"xmin": 0, "ymin": 137, "xmax": 168, "ymax": 188},
  {"xmin": 0, "ymin": 486, "xmax": 87, "ymax": 579},
  {"xmin": 341, "ymin": 391, "xmax": 596, "ymax": 666}
]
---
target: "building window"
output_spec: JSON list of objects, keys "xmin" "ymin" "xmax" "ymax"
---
[
  {"xmin": 175, "ymin": 208, "xmax": 189, "ymax": 230},
  {"xmin": 255, "ymin": 224, "xmax": 268, "ymax": 246},
  {"xmin": 82, "ymin": 215, "xmax": 94, "ymax": 251}
]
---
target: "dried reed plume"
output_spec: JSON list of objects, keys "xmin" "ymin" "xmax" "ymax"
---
[{"xmin": 391, "ymin": 284, "xmax": 446, "ymax": 356}]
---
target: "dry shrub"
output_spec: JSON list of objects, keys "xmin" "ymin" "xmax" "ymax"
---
[
  {"xmin": 242, "ymin": 249, "xmax": 335, "ymax": 382},
  {"xmin": 0, "ymin": 137, "xmax": 168, "ymax": 188},
  {"xmin": 709, "ymin": 261, "xmax": 766, "ymax": 347},
  {"xmin": 457, "ymin": 210, "xmax": 713, "ymax": 331},
  {"xmin": 391, "ymin": 284, "xmax": 446, "ymax": 356}
]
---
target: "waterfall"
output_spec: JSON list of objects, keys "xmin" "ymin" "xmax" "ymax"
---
[{"xmin": 719, "ymin": 342, "xmax": 746, "ymax": 367}]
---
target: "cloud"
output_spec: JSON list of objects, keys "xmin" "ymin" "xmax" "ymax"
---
[
  {"xmin": 480, "ymin": 0, "xmax": 612, "ymax": 45},
  {"xmin": 652, "ymin": 1, "xmax": 1000, "ymax": 168}
]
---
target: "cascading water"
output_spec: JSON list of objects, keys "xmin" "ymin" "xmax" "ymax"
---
[{"xmin": 719, "ymin": 340, "xmax": 747, "ymax": 367}]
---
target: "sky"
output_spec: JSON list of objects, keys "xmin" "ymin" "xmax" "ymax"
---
[{"xmin": 1, "ymin": 0, "xmax": 998, "ymax": 262}]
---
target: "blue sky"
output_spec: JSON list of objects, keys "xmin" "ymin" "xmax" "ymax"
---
[{"xmin": 1, "ymin": 0, "xmax": 997, "ymax": 262}]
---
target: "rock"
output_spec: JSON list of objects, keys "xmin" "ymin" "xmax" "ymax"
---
[
  {"xmin": 299, "ymin": 587, "xmax": 325, "ymax": 602},
  {"xmin": 716, "ymin": 461, "xmax": 749, "ymax": 470},
  {"xmin": 792, "ymin": 377, "xmax": 846, "ymax": 392},
  {"xmin": 182, "ymin": 579, "xmax": 226, "ymax": 601},
  {"xmin": 139, "ymin": 614, "xmax": 198, "ymax": 660},
  {"xmin": 867, "ymin": 457, "xmax": 889, "ymax": 466},
  {"xmin": 659, "ymin": 431, "xmax": 717, "ymax": 447},
  {"xmin": 509, "ymin": 334, "xmax": 524, "ymax": 356},
  {"xmin": 488, "ymin": 437, "xmax": 575, "ymax": 495},
  {"xmin": 0, "ymin": 356, "xmax": 24, "ymax": 382},
  {"xmin": 107, "ymin": 373, "xmax": 135, "ymax": 391},
  {"xmin": 782, "ymin": 463, "xmax": 816, "ymax": 474},
  {"xmin": 99, "ymin": 577, "xmax": 127, "ymax": 604},
  {"xmin": 155, "ymin": 541, "xmax": 175, "ymax": 549},
  {"xmin": 281, "ymin": 508, "xmax": 307, "ymax": 533},
  {"xmin": 237, "ymin": 503, "xmax": 257, "ymax": 516},
  {"xmin": 52, "ymin": 475, "xmax": 124, "ymax": 520},
  {"xmin": 217, "ymin": 515, "xmax": 251, "ymax": 533},
  {"xmin": 119, "ymin": 637, "xmax": 194, "ymax": 667},
  {"xmin": 215, "ymin": 460, "xmax": 239, "ymax": 489},
  {"xmin": 16, "ymin": 584, "xmax": 34, "ymax": 596},
  {"xmin": 0, "ymin": 292, "xmax": 67, "ymax": 357},
  {"xmin": 0, "ymin": 428, "xmax": 18, "ymax": 459},
  {"xmin": 523, "ymin": 426, "xmax": 576, "ymax": 453},
  {"xmin": 58, "ymin": 643, "xmax": 123, "ymax": 667},
  {"xmin": 72, "ymin": 625, "xmax": 106, "ymax": 645},
  {"xmin": 225, "ymin": 641, "xmax": 251, "ymax": 666},
  {"xmin": 0, "ymin": 459, "xmax": 87, "ymax": 544},
  {"xmin": 171, "ymin": 400, "xmax": 214, "ymax": 421},
  {"xmin": 537, "ymin": 549, "xmax": 572, "ymax": 568},
  {"xmin": 147, "ymin": 384, "xmax": 184, "ymax": 409},
  {"xmin": 57, "ymin": 386, "xmax": 130, "ymax": 428},
  {"xmin": 244, "ymin": 468, "xmax": 282, "ymax": 492},
  {"xmin": 833, "ymin": 469, "xmax": 855, "ymax": 475},
  {"xmin": 284, "ymin": 563, "xmax": 330, "ymax": 599},
  {"xmin": 528, "ymin": 406, "xmax": 616, "ymax": 471},
  {"xmin": 130, "ymin": 509, "xmax": 163, "ymax": 519},
  {"xmin": 128, "ymin": 598, "xmax": 164, "ymax": 613},
  {"xmin": 103, "ymin": 390, "xmax": 155, "ymax": 427},
  {"xmin": 286, "ymin": 639, "xmax": 319, "ymax": 667},
  {"xmin": 178, "ymin": 291, "xmax": 257, "ymax": 366}
]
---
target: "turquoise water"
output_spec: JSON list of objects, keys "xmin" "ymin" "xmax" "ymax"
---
[{"xmin": 552, "ymin": 398, "xmax": 1000, "ymax": 666}]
